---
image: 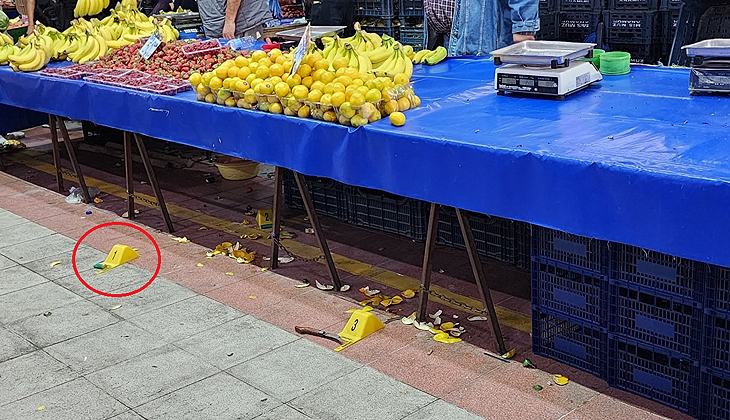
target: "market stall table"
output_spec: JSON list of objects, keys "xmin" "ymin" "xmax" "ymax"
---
[{"xmin": 2, "ymin": 57, "xmax": 730, "ymax": 351}]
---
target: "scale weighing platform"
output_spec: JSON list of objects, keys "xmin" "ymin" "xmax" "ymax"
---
[
  {"xmin": 490, "ymin": 41, "xmax": 603, "ymax": 100},
  {"xmin": 682, "ymin": 39, "xmax": 730, "ymax": 96}
]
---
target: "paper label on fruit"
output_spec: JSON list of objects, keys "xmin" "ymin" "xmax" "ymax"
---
[
  {"xmin": 291, "ymin": 24, "xmax": 311, "ymax": 75},
  {"xmin": 139, "ymin": 31, "xmax": 163, "ymax": 60}
]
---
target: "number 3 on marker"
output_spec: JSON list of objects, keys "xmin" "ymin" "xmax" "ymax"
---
[{"xmin": 351, "ymin": 319, "xmax": 358, "ymax": 331}]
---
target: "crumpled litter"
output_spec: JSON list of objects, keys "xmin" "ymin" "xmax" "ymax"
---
[
  {"xmin": 206, "ymin": 241, "xmax": 256, "ymax": 264},
  {"xmin": 172, "ymin": 236, "xmax": 190, "ymax": 243},
  {"xmin": 65, "ymin": 186, "xmax": 101, "ymax": 204},
  {"xmin": 49, "ymin": 260, "xmax": 62, "ymax": 268},
  {"xmin": 316, "ymin": 280, "xmax": 334, "ymax": 291}
]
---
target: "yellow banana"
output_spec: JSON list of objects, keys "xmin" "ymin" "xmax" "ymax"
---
[
  {"xmin": 384, "ymin": 51, "xmax": 406, "ymax": 77},
  {"xmin": 423, "ymin": 46, "xmax": 447, "ymax": 65},
  {"xmin": 74, "ymin": 0, "xmax": 88, "ymax": 17},
  {"xmin": 19, "ymin": 46, "xmax": 47, "ymax": 71},
  {"xmin": 93, "ymin": 33, "xmax": 107, "ymax": 58},
  {"xmin": 8, "ymin": 43, "xmax": 36, "ymax": 64},
  {"xmin": 78, "ymin": 36, "xmax": 99, "ymax": 63},
  {"xmin": 412, "ymin": 49, "xmax": 430, "ymax": 64},
  {"xmin": 403, "ymin": 51, "xmax": 413, "ymax": 78},
  {"xmin": 0, "ymin": 32, "xmax": 13, "ymax": 45}
]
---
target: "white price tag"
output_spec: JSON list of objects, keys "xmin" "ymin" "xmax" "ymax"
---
[
  {"xmin": 138, "ymin": 31, "xmax": 163, "ymax": 60},
  {"xmin": 290, "ymin": 24, "xmax": 311, "ymax": 75}
]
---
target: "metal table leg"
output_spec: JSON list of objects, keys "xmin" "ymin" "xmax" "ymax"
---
[
  {"xmin": 293, "ymin": 171, "xmax": 342, "ymax": 290},
  {"xmin": 417, "ymin": 204, "xmax": 507, "ymax": 354},
  {"xmin": 123, "ymin": 132, "xmax": 135, "ymax": 220},
  {"xmin": 417, "ymin": 203, "xmax": 440, "ymax": 322},
  {"xmin": 132, "ymin": 133, "xmax": 174, "ymax": 233},
  {"xmin": 270, "ymin": 166, "xmax": 283, "ymax": 270},
  {"xmin": 48, "ymin": 116, "xmax": 65, "ymax": 193},
  {"xmin": 455, "ymin": 208, "xmax": 507, "ymax": 354},
  {"xmin": 56, "ymin": 116, "xmax": 90, "ymax": 203}
]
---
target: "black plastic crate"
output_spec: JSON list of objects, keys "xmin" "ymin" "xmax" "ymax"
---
[
  {"xmin": 610, "ymin": 280, "xmax": 702, "ymax": 358},
  {"xmin": 399, "ymin": 0, "xmax": 423, "ymax": 17},
  {"xmin": 659, "ymin": 0, "xmax": 683, "ymax": 10},
  {"xmin": 668, "ymin": 3, "xmax": 730, "ymax": 66},
  {"xmin": 540, "ymin": 0, "xmax": 558, "ymax": 10},
  {"xmin": 608, "ymin": 0, "xmax": 660, "ymax": 11},
  {"xmin": 282, "ymin": 170, "xmax": 350, "ymax": 221},
  {"xmin": 350, "ymin": 187, "xmax": 428, "ymax": 241},
  {"xmin": 532, "ymin": 226, "xmax": 609, "ymax": 274},
  {"xmin": 437, "ymin": 209, "xmax": 518, "ymax": 264},
  {"xmin": 515, "ymin": 223, "xmax": 532, "ymax": 270},
  {"xmin": 610, "ymin": 243, "xmax": 704, "ymax": 303},
  {"xmin": 538, "ymin": 11, "xmax": 558, "ymax": 39},
  {"xmin": 604, "ymin": 11, "xmax": 662, "ymax": 43},
  {"xmin": 399, "ymin": 25, "xmax": 425, "ymax": 50},
  {"xmin": 533, "ymin": 308, "xmax": 608, "ymax": 378},
  {"xmin": 662, "ymin": 9, "xmax": 681, "ymax": 40},
  {"xmin": 703, "ymin": 309, "xmax": 730, "ymax": 374},
  {"xmin": 609, "ymin": 335, "xmax": 700, "ymax": 416},
  {"xmin": 533, "ymin": 259, "xmax": 609, "ymax": 325},
  {"xmin": 701, "ymin": 368, "xmax": 730, "ymax": 420},
  {"xmin": 608, "ymin": 41, "xmax": 663, "ymax": 63},
  {"xmin": 557, "ymin": 12, "xmax": 603, "ymax": 42},
  {"xmin": 706, "ymin": 265, "xmax": 730, "ymax": 312},
  {"xmin": 559, "ymin": 0, "xmax": 603, "ymax": 12},
  {"xmin": 354, "ymin": 0, "xmax": 395, "ymax": 17}
]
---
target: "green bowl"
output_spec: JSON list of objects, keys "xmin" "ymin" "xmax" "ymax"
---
[
  {"xmin": 591, "ymin": 49, "xmax": 605, "ymax": 68},
  {"xmin": 600, "ymin": 51, "xmax": 631, "ymax": 76}
]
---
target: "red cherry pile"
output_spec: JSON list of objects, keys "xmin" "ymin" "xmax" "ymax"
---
[{"xmin": 95, "ymin": 39, "xmax": 249, "ymax": 80}]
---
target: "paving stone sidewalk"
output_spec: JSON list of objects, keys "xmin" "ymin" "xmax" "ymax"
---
[{"xmin": 0, "ymin": 209, "xmax": 484, "ymax": 420}]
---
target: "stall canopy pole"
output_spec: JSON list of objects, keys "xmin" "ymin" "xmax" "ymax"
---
[
  {"xmin": 132, "ymin": 133, "xmax": 175, "ymax": 233},
  {"xmin": 270, "ymin": 166, "xmax": 283, "ymax": 270},
  {"xmin": 48, "ymin": 115, "xmax": 64, "ymax": 193},
  {"xmin": 56, "ymin": 116, "xmax": 91, "ymax": 203}
]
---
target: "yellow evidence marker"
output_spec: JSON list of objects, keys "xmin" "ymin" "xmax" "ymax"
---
[
  {"xmin": 334, "ymin": 307, "xmax": 385, "ymax": 352},
  {"xmin": 94, "ymin": 244, "xmax": 140, "ymax": 274},
  {"xmin": 257, "ymin": 208, "xmax": 273, "ymax": 229}
]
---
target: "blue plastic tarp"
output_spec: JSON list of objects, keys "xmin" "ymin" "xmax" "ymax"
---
[{"xmin": 1, "ymin": 58, "xmax": 729, "ymax": 267}]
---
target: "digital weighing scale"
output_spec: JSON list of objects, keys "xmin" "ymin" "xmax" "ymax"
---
[
  {"xmin": 682, "ymin": 39, "xmax": 730, "ymax": 96},
  {"xmin": 490, "ymin": 41, "xmax": 603, "ymax": 100}
]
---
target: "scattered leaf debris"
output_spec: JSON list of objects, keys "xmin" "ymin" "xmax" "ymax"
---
[
  {"xmin": 316, "ymin": 280, "xmax": 334, "ymax": 291},
  {"xmin": 49, "ymin": 260, "xmax": 62, "ymax": 268}
]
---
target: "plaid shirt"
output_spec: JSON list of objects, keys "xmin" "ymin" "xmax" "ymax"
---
[{"xmin": 424, "ymin": 0, "xmax": 455, "ymax": 35}]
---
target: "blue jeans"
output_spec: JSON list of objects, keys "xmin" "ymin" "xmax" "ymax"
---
[{"xmin": 446, "ymin": 0, "xmax": 540, "ymax": 57}]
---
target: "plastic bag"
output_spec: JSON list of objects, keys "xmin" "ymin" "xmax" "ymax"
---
[{"xmin": 65, "ymin": 186, "xmax": 100, "ymax": 204}]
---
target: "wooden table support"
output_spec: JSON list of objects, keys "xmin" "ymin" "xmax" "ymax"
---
[
  {"xmin": 123, "ymin": 132, "xmax": 135, "ymax": 220},
  {"xmin": 269, "ymin": 168, "xmax": 342, "ymax": 290},
  {"xmin": 417, "ymin": 203, "xmax": 507, "ymax": 354}
]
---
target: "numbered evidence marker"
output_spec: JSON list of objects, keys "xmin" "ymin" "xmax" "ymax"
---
[
  {"xmin": 257, "ymin": 208, "xmax": 273, "ymax": 229},
  {"xmin": 95, "ymin": 244, "xmax": 140, "ymax": 274},
  {"xmin": 334, "ymin": 308, "xmax": 384, "ymax": 352}
]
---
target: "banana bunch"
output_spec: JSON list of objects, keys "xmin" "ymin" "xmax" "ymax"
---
[
  {"xmin": 337, "ymin": 22, "xmax": 382, "ymax": 52},
  {"xmin": 66, "ymin": 31, "xmax": 108, "ymax": 63},
  {"xmin": 155, "ymin": 18, "xmax": 179, "ymax": 42},
  {"xmin": 402, "ymin": 45, "xmax": 414, "ymax": 60},
  {"xmin": 0, "ymin": 43, "xmax": 20, "ymax": 65},
  {"xmin": 8, "ymin": 41, "xmax": 51, "ymax": 72},
  {"xmin": 74, "ymin": 0, "xmax": 110, "ymax": 18},
  {"xmin": 363, "ymin": 34, "xmax": 397, "ymax": 67},
  {"xmin": 0, "ymin": 31, "xmax": 13, "ymax": 46},
  {"xmin": 412, "ymin": 46, "xmax": 447, "ymax": 65},
  {"xmin": 342, "ymin": 42, "xmax": 371, "ymax": 74},
  {"xmin": 371, "ymin": 43, "xmax": 412, "ymax": 79}
]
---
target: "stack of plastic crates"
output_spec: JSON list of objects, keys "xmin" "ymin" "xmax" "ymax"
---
[
  {"xmin": 356, "ymin": 0, "xmax": 399, "ymax": 38},
  {"xmin": 557, "ymin": 0, "xmax": 604, "ymax": 42},
  {"xmin": 538, "ymin": 0, "xmax": 558, "ymax": 40},
  {"xmin": 531, "ymin": 226, "xmax": 610, "ymax": 379},
  {"xmin": 607, "ymin": 243, "xmax": 705, "ymax": 417},
  {"xmin": 398, "ymin": 0, "xmax": 425, "ymax": 50},
  {"xmin": 701, "ymin": 264, "xmax": 730, "ymax": 420},
  {"xmin": 604, "ymin": 0, "xmax": 664, "ymax": 64}
]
